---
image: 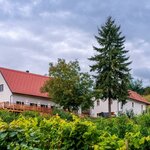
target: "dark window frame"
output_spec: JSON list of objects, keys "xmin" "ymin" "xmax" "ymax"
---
[
  {"xmin": 16, "ymin": 101, "xmax": 24, "ymax": 105},
  {"xmin": 132, "ymin": 102, "xmax": 134, "ymax": 107},
  {"xmin": 30, "ymin": 103, "xmax": 37, "ymax": 107},
  {"xmin": 41, "ymin": 104, "xmax": 48, "ymax": 108},
  {"xmin": 0, "ymin": 84, "xmax": 4, "ymax": 92}
]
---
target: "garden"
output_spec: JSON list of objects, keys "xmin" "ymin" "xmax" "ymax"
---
[{"xmin": 0, "ymin": 110, "xmax": 150, "ymax": 150}]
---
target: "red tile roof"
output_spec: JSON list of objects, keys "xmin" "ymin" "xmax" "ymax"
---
[
  {"xmin": 128, "ymin": 90, "xmax": 150, "ymax": 105},
  {"xmin": 0, "ymin": 67, "xmax": 49, "ymax": 98}
]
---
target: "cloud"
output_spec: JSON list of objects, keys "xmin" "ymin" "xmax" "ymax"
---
[
  {"xmin": 0, "ymin": 0, "xmax": 150, "ymax": 86},
  {"xmin": 125, "ymin": 39, "xmax": 150, "ymax": 85},
  {"xmin": 0, "ymin": 19, "xmax": 94, "ymax": 74}
]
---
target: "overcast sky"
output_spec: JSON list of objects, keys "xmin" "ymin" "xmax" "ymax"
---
[{"xmin": 0, "ymin": 0, "xmax": 150, "ymax": 85}]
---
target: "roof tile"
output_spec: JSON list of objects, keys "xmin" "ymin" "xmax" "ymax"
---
[
  {"xmin": 128, "ymin": 90, "xmax": 150, "ymax": 105},
  {"xmin": 0, "ymin": 67, "xmax": 49, "ymax": 98}
]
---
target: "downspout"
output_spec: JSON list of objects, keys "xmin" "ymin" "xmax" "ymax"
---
[{"xmin": 10, "ymin": 94, "xmax": 13, "ymax": 104}]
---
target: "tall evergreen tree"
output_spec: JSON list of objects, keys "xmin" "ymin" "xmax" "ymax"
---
[{"xmin": 89, "ymin": 16, "xmax": 131, "ymax": 116}]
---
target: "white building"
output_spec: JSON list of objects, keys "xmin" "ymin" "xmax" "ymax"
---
[
  {"xmin": 0, "ymin": 67, "xmax": 55, "ymax": 108},
  {"xmin": 0, "ymin": 67, "xmax": 149, "ymax": 117},
  {"xmin": 90, "ymin": 90, "xmax": 150, "ymax": 117}
]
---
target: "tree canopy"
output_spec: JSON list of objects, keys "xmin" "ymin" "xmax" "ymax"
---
[
  {"xmin": 42, "ymin": 59, "xmax": 94, "ymax": 111},
  {"xmin": 129, "ymin": 78, "xmax": 144, "ymax": 95},
  {"xmin": 89, "ymin": 16, "xmax": 131, "ymax": 116}
]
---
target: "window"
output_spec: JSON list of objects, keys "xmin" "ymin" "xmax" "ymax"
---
[
  {"xmin": 132, "ymin": 102, "xmax": 134, "ymax": 107},
  {"xmin": 41, "ymin": 104, "xmax": 48, "ymax": 108},
  {"xmin": 51, "ymin": 106, "xmax": 55, "ymax": 109},
  {"xmin": 16, "ymin": 101, "xmax": 24, "ymax": 105},
  {"xmin": 97, "ymin": 113, "xmax": 101, "ymax": 117},
  {"xmin": 0, "ymin": 84, "xmax": 4, "ymax": 92},
  {"xmin": 97, "ymin": 100, "xmax": 100, "ymax": 106},
  {"xmin": 30, "ymin": 103, "xmax": 37, "ymax": 107}
]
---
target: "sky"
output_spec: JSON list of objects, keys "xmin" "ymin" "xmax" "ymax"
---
[{"xmin": 0, "ymin": 0, "xmax": 150, "ymax": 86}]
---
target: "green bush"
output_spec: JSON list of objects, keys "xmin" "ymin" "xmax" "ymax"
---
[
  {"xmin": 0, "ymin": 112, "xmax": 150, "ymax": 149},
  {"xmin": 134, "ymin": 114, "xmax": 150, "ymax": 136},
  {"xmin": 21, "ymin": 111, "xmax": 41, "ymax": 118},
  {"xmin": 0, "ymin": 110, "xmax": 18, "ymax": 123},
  {"xmin": 52, "ymin": 108, "xmax": 73, "ymax": 121}
]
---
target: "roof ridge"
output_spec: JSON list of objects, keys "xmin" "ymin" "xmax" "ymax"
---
[{"xmin": 0, "ymin": 67, "xmax": 49, "ymax": 79}]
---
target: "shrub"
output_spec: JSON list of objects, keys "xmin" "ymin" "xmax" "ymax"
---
[
  {"xmin": 21, "ymin": 111, "xmax": 41, "ymax": 118},
  {"xmin": 52, "ymin": 108, "xmax": 73, "ymax": 121},
  {"xmin": 126, "ymin": 109, "xmax": 134, "ymax": 118},
  {"xmin": 0, "ymin": 110, "xmax": 18, "ymax": 123},
  {"xmin": 134, "ymin": 114, "xmax": 150, "ymax": 136},
  {"xmin": 0, "ymin": 112, "xmax": 150, "ymax": 149}
]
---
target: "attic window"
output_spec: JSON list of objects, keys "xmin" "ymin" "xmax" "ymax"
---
[{"xmin": 0, "ymin": 84, "xmax": 4, "ymax": 92}]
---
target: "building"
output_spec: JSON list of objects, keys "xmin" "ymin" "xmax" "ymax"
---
[
  {"xmin": 0, "ymin": 67, "xmax": 55, "ymax": 108},
  {"xmin": 90, "ymin": 90, "xmax": 150, "ymax": 117},
  {"xmin": 0, "ymin": 67, "xmax": 149, "ymax": 116}
]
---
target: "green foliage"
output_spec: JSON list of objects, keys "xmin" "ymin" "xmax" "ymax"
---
[
  {"xmin": 21, "ymin": 111, "xmax": 41, "ymax": 118},
  {"xmin": 125, "ymin": 132, "xmax": 150, "ymax": 150},
  {"xmin": 0, "ymin": 110, "xmax": 18, "ymax": 123},
  {"xmin": 143, "ymin": 86, "xmax": 150, "ymax": 95},
  {"xmin": 129, "ymin": 78, "xmax": 144, "ymax": 95},
  {"xmin": 143, "ymin": 94, "xmax": 150, "ymax": 102},
  {"xmin": 133, "ymin": 114, "xmax": 150, "ymax": 136},
  {"xmin": 52, "ymin": 108, "xmax": 73, "ymax": 121},
  {"xmin": 0, "ymin": 113, "xmax": 150, "ymax": 149},
  {"xmin": 42, "ymin": 58, "xmax": 94, "ymax": 111},
  {"xmin": 89, "ymin": 16, "xmax": 131, "ymax": 115},
  {"xmin": 94, "ymin": 133, "xmax": 125, "ymax": 150},
  {"xmin": 126, "ymin": 109, "xmax": 134, "ymax": 119},
  {"xmin": 0, "ymin": 115, "xmax": 98, "ymax": 149}
]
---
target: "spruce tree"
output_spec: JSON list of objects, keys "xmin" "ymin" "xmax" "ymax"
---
[{"xmin": 89, "ymin": 16, "xmax": 131, "ymax": 116}]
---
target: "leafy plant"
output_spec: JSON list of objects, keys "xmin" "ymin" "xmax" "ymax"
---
[
  {"xmin": 42, "ymin": 59, "xmax": 94, "ymax": 112},
  {"xmin": 0, "ymin": 112, "xmax": 150, "ymax": 149},
  {"xmin": 0, "ymin": 110, "xmax": 18, "ymax": 123},
  {"xmin": 52, "ymin": 108, "xmax": 73, "ymax": 121}
]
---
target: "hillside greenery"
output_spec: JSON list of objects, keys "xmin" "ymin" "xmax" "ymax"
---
[{"xmin": 0, "ymin": 110, "xmax": 150, "ymax": 150}]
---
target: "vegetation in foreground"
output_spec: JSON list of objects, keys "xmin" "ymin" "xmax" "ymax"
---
[{"xmin": 0, "ymin": 110, "xmax": 150, "ymax": 150}]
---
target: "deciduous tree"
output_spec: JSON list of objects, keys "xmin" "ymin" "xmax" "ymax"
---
[{"xmin": 42, "ymin": 59, "xmax": 94, "ymax": 112}]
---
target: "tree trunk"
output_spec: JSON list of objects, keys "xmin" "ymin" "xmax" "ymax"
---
[
  {"xmin": 68, "ymin": 107, "xmax": 71, "ymax": 112},
  {"xmin": 108, "ymin": 98, "xmax": 111, "ymax": 117}
]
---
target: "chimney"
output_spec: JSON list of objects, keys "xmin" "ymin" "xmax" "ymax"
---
[{"xmin": 26, "ymin": 70, "xmax": 29, "ymax": 73}]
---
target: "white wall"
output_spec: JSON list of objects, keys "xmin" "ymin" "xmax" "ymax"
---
[
  {"xmin": 90, "ymin": 98, "xmax": 148, "ymax": 117},
  {"xmin": 12, "ymin": 94, "xmax": 56, "ymax": 108},
  {"xmin": 90, "ymin": 99, "xmax": 119, "ymax": 117},
  {"xmin": 122, "ymin": 99, "xmax": 147, "ymax": 115},
  {"xmin": 0, "ymin": 73, "xmax": 12, "ymax": 102}
]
